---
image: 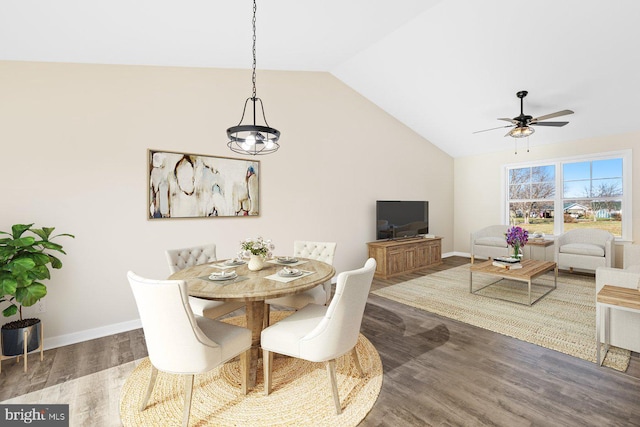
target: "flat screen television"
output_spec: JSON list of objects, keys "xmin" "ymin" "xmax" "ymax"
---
[{"xmin": 376, "ymin": 200, "xmax": 429, "ymax": 240}]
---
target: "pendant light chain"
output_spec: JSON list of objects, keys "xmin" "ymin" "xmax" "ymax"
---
[
  {"xmin": 251, "ymin": 0, "xmax": 257, "ymax": 101},
  {"xmin": 226, "ymin": 0, "xmax": 280, "ymax": 155}
]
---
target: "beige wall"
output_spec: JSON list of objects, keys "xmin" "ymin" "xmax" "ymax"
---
[
  {"xmin": 0, "ymin": 61, "xmax": 454, "ymax": 347},
  {"xmin": 454, "ymin": 132, "xmax": 639, "ymax": 264}
]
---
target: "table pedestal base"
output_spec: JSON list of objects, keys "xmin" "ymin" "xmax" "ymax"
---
[{"xmin": 245, "ymin": 301, "xmax": 265, "ymax": 388}]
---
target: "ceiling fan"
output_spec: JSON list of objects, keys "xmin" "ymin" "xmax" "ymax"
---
[{"xmin": 474, "ymin": 90, "xmax": 574, "ymax": 138}]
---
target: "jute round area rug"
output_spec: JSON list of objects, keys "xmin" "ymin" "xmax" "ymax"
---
[{"xmin": 120, "ymin": 312, "xmax": 383, "ymax": 426}]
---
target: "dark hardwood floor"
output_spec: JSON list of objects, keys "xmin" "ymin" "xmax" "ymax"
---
[{"xmin": 1, "ymin": 256, "xmax": 639, "ymax": 426}]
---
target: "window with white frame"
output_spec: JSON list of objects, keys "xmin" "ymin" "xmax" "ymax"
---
[{"xmin": 504, "ymin": 150, "xmax": 631, "ymax": 239}]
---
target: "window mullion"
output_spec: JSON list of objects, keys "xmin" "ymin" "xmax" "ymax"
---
[{"xmin": 555, "ymin": 160, "xmax": 563, "ymax": 236}]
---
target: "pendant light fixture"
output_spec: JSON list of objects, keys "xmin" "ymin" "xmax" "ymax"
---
[{"xmin": 227, "ymin": 0, "xmax": 280, "ymax": 155}]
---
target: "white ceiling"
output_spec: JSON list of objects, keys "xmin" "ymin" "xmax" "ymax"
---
[{"xmin": 2, "ymin": 0, "xmax": 639, "ymax": 158}]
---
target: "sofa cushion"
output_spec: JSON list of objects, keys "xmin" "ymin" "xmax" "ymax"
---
[
  {"xmin": 475, "ymin": 237, "xmax": 507, "ymax": 248},
  {"xmin": 559, "ymin": 243, "xmax": 605, "ymax": 257}
]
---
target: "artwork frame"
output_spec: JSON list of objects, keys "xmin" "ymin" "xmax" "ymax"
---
[{"xmin": 148, "ymin": 149, "xmax": 260, "ymax": 219}]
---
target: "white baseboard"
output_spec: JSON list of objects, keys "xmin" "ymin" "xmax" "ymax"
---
[
  {"xmin": 43, "ymin": 318, "xmax": 142, "ymax": 350},
  {"xmin": 444, "ymin": 251, "xmax": 471, "ymax": 259}
]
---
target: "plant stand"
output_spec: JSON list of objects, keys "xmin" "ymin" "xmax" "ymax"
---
[{"xmin": 0, "ymin": 322, "xmax": 44, "ymax": 373}]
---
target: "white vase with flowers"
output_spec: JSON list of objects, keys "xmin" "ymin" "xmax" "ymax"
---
[{"xmin": 240, "ymin": 237, "xmax": 275, "ymax": 271}]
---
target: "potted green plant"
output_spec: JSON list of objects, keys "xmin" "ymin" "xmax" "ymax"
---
[{"xmin": 0, "ymin": 223, "xmax": 74, "ymax": 356}]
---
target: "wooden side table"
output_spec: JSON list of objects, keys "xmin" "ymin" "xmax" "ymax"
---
[
  {"xmin": 525, "ymin": 239, "xmax": 554, "ymax": 261},
  {"xmin": 596, "ymin": 285, "xmax": 640, "ymax": 365}
]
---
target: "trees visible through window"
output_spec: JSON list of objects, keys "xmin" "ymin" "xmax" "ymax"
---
[
  {"xmin": 505, "ymin": 152, "xmax": 630, "ymax": 239},
  {"xmin": 562, "ymin": 158, "xmax": 623, "ymax": 236},
  {"xmin": 508, "ymin": 165, "xmax": 555, "ymax": 233}
]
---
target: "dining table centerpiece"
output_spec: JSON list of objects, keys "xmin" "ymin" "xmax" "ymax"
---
[
  {"xmin": 240, "ymin": 237, "xmax": 274, "ymax": 271},
  {"xmin": 505, "ymin": 226, "xmax": 528, "ymax": 260}
]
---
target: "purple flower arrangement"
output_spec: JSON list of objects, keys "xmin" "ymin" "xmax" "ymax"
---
[{"xmin": 505, "ymin": 226, "xmax": 528, "ymax": 258}]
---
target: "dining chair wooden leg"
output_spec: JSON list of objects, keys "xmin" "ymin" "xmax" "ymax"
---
[
  {"xmin": 183, "ymin": 375, "xmax": 194, "ymax": 427},
  {"xmin": 351, "ymin": 347, "xmax": 364, "ymax": 377},
  {"xmin": 140, "ymin": 365, "xmax": 159, "ymax": 411},
  {"xmin": 263, "ymin": 303, "xmax": 271, "ymax": 328},
  {"xmin": 240, "ymin": 349, "xmax": 250, "ymax": 395},
  {"xmin": 322, "ymin": 281, "xmax": 332, "ymax": 305},
  {"xmin": 263, "ymin": 349, "xmax": 273, "ymax": 395},
  {"xmin": 326, "ymin": 359, "xmax": 341, "ymax": 415}
]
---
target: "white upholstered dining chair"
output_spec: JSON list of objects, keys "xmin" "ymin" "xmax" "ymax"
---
[
  {"xmin": 269, "ymin": 240, "xmax": 337, "ymax": 308},
  {"xmin": 165, "ymin": 244, "xmax": 245, "ymax": 319},
  {"xmin": 261, "ymin": 258, "xmax": 376, "ymax": 415},
  {"xmin": 127, "ymin": 271, "xmax": 251, "ymax": 427},
  {"xmin": 264, "ymin": 240, "xmax": 337, "ymax": 325}
]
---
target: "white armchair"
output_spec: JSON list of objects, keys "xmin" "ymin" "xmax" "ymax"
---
[
  {"xmin": 127, "ymin": 271, "xmax": 251, "ymax": 427},
  {"xmin": 595, "ymin": 244, "xmax": 640, "ymax": 353},
  {"xmin": 264, "ymin": 241, "xmax": 337, "ymax": 324},
  {"xmin": 555, "ymin": 229, "xmax": 615, "ymax": 272},
  {"xmin": 261, "ymin": 258, "xmax": 376, "ymax": 415},
  {"xmin": 166, "ymin": 244, "xmax": 245, "ymax": 319},
  {"xmin": 470, "ymin": 225, "xmax": 509, "ymax": 263}
]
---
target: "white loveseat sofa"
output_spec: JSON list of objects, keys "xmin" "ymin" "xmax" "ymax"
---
[
  {"xmin": 555, "ymin": 229, "xmax": 615, "ymax": 272},
  {"xmin": 595, "ymin": 244, "xmax": 640, "ymax": 353},
  {"xmin": 470, "ymin": 225, "xmax": 509, "ymax": 264}
]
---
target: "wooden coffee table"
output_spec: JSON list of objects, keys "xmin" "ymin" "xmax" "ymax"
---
[{"xmin": 469, "ymin": 259, "xmax": 557, "ymax": 306}]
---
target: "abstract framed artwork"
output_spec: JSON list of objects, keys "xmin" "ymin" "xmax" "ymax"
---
[{"xmin": 148, "ymin": 150, "xmax": 259, "ymax": 219}]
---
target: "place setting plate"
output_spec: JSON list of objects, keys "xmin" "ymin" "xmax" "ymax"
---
[
  {"xmin": 276, "ymin": 256, "xmax": 299, "ymax": 264},
  {"xmin": 264, "ymin": 266, "xmax": 315, "ymax": 282},
  {"xmin": 224, "ymin": 259, "xmax": 246, "ymax": 266},
  {"xmin": 278, "ymin": 267, "xmax": 303, "ymax": 277},
  {"xmin": 208, "ymin": 271, "xmax": 238, "ymax": 281}
]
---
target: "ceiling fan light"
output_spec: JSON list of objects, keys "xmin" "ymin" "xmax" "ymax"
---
[{"xmin": 510, "ymin": 126, "xmax": 535, "ymax": 138}]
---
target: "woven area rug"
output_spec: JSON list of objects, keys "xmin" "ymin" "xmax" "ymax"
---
[
  {"xmin": 372, "ymin": 264, "xmax": 630, "ymax": 371},
  {"xmin": 119, "ymin": 312, "xmax": 383, "ymax": 426}
]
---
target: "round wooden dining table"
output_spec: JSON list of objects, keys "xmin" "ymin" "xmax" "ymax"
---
[{"xmin": 168, "ymin": 257, "xmax": 335, "ymax": 388}]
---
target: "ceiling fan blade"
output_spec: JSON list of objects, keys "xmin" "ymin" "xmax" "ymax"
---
[
  {"xmin": 472, "ymin": 124, "xmax": 514, "ymax": 134},
  {"xmin": 531, "ymin": 121, "xmax": 569, "ymax": 127},
  {"xmin": 531, "ymin": 109, "xmax": 574, "ymax": 122},
  {"xmin": 498, "ymin": 117, "xmax": 518, "ymax": 124}
]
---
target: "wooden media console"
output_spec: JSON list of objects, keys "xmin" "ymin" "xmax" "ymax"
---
[{"xmin": 367, "ymin": 237, "xmax": 442, "ymax": 279}]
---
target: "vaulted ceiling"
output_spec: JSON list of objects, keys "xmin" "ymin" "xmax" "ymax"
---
[{"xmin": 2, "ymin": 0, "xmax": 639, "ymax": 158}]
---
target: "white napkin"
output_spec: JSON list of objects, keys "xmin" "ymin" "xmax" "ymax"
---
[
  {"xmin": 281, "ymin": 267, "xmax": 298, "ymax": 275},
  {"xmin": 265, "ymin": 270, "xmax": 314, "ymax": 283},
  {"xmin": 209, "ymin": 270, "xmax": 236, "ymax": 279}
]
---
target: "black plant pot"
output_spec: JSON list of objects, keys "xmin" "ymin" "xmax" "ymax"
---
[{"xmin": 1, "ymin": 319, "xmax": 42, "ymax": 357}]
